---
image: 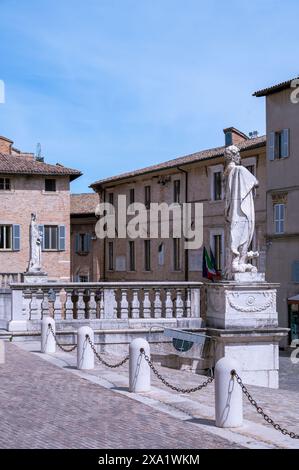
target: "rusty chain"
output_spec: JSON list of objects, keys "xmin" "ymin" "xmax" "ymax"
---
[
  {"xmin": 48, "ymin": 324, "xmax": 77, "ymax": 352},
  {"xmin": 232, "ymin": 370, "xmax": 299, "ymax": 440},
  {"xmin": 86, "ymin": 335, "xmax": 129, "ymax": 368},
  {"xmin": 140, "ymin": 348, "xmax": 214, "ymax": 394}
]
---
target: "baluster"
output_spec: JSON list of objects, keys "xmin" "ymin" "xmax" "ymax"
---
[
  {"xmin": 54, "ymin": 289, "xmax": 62, "ymax": 320},
  {"xmin": 41, "ymin": 290, "xmax": 50, "ymax": 317},
  {"xmin": 36, "ymin": 288, "xmax": 44, "ymax": 320},
  {"xmin": 142, "ymin": 289, "xmax": 151, "ymax": 319},
  {"xmin": 77, "ymin": 289, "xmax": 85, "ymax": 320},
  {"xmin": 175, "ymin": 289, "xmax": 184, "ymax": 318},
  {"xmin": 23, "ymin": 289, "xmax": 32, "ymax": 319},
  {"xmin": 4, "ymin": 274, "xmax": 8, "ymax": 288},
  {"xmin": 65, "ymin": 289, "xmax": 74, "ymax": 320},
  {"xmin": 186, "ymin": 288, "xmax": 191, "ymax": 318},
  {"xmin": 131, "ymin": 289, "xmax": 140, "ymax": 319},
  {"xmin": 30, "ymin": 290, "xmax": 38, "ymax": 320},
  {"xmin": 99, "ymin": 289, "xmax": 104, "ymax": 318},
  {"xmin": 89, "ymin": 290, "xmax": 97, "ymax": 319},
  {"xmin": 153, "ymin": 289, "xmax": 162, "ymax": 318},
  {"xmin": 191, "ymin": 288, "xmax": 201, "ymax": 318},
  {"xmin": 113, "ymin": 289, "xmax": 118, "ymax": 318},
  {"xmin": 165, "ymin": 289, "xmax": 173, "ymax": 318},
  {"xmin": 120, "ymin": 289, "xmax": 129, "ymax": 319}
]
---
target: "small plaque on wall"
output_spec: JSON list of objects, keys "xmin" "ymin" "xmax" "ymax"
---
[
  {"xmin": 115, "ymin": 256, "xmax": 126, "ymax": 272},
  {"xmin": 189, "ymin": 249, "xmax": 202, "ymax": 272}
]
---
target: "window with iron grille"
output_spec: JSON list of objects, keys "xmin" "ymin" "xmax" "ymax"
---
[
  {"xmin": 0, "ymin": 225, "xmax": 12, "ymax": 250},
  {"xmin": 129, "ymin": 241, "xmax": 135, "ymax": 271},
  {"xmin": 144, "ymin": 186, "xmax": 151, "ymax": 209},
  {"xmin": 0, "ymin": 177, "xmax": 11, "ymax": 190},
  {"xmin": 108, "ymin": 242, "xmax": 114, "ymax": 270},
  {"xmin": 173, "ymin": 238, "xmax": 181, "ymax": 271},
  {"xmin": 45, "ymin": 179, "xmax": 56, "ymax": 192},
  {"xmin": 144, "ymin": 240, "xmax": 151, "ymax": 271},
  {"xmin": 174, "ymin": 180, "xmax": 181, "ymax": 203}
]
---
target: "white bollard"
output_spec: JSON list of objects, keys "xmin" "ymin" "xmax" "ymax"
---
[
  {"xmin": 0, "ymin": 340, "xmax": 5, "ymax": 364},
  {"xmin": 77, "ymin": 326, "xmax": 94, "ymax": 370},
  {"xmin": 215, "ymin": 356, "xmax": 243, "ymax": 428},
  {"xmin": 129, "ymin": 338, "xmax": 151, "ymax": 393},
  {"xmin": 41, "ymin": 316, "xmax": 56, "ymax": 353}
]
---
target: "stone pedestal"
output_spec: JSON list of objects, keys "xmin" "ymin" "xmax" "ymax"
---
[
  {"xmin": 205, "ymin": 276, "xmax": 289, "ymax": 389},
  {"xmin": 23, "ymin": 271, "xmax": 48, "ymax": 284}
]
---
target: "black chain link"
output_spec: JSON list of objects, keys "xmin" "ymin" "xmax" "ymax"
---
[
  {"xmin": 232, "ymin": 370, "xmax": 299, "ymax": 440},
  {"xmin": 48, "ymin": 324, "xmax": 77, "ymax": 352},
  {"xmin": 86, "ymin": 335, "xmax": 129, "ymax": 368},
  {"xmin": 140, "ymin": 348, "xmax": 214, "ymax": 394}
]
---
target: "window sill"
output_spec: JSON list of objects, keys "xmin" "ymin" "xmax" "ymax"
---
[
  {"xmin": 42, "ymin": 190, "xmax": 58, "ymax": 195},
  {"xmin": 76, "ymin": 251, "xmax": 90, "ymax": 256},
  {"xmin": 209, "ymin": 199, "xmax": 224, "ymax": 204}
]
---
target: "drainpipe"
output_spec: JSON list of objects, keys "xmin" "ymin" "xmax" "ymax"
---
[{"xmin": 177, "ymin": 167, "xmax": 189, "ymax": 281}]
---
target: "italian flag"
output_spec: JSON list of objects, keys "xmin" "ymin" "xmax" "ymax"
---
[{"xmin": 202, "ymin": 247, "xmax": 217, "ymax": 281}]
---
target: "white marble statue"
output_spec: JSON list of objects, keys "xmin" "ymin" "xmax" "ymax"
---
[
  {"xmin": 28, "ymin": 213, "xmax": 42, "ymax": 272},
  {"xmin": 224, "ymin": 145, "xmax": 259, "ymax": 279}
]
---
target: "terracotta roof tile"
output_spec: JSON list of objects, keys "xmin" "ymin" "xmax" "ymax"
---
[
  {"xmin": 70, "ymin": 193, "xmax": 99, "ymax": 215},
  {"xmin": 0, "ymin": 152, "xmax": 82, "ymax": 180},
  {"xmin": 253, "ymin": 77, "xmax": 299, "ymax": 97},
  {"xmin": 90, "ymin": 135, "xmax": 266, "ymax": 188}
]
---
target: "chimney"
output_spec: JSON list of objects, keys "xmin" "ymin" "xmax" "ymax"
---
[
  {"xmin": 223, "ymin": 127, "xmax": 248, "ymax": 147},
  {"xmin": 0, "ymin": 136, "xmax": 13, "ymax": 154}
]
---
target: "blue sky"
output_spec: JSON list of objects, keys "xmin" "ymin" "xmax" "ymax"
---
[{"xmin": 0, "ymin": 0, "xmax": 298, "ymax": 193}]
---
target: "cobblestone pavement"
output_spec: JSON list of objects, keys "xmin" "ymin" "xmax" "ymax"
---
[
  {"xmin": 33, "ymin": 343, "xmax": 299, "ymax": 449},
  {"xmin": 0, "ymin": 343, "xmax": 243, "ymax": 449}
]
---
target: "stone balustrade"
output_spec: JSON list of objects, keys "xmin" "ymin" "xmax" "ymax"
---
[
  {"xmin": 0, "ymin": 273, "xmax": 22, "ymax": 288},
  {"xmin": 8, "ymin": 281, "xmax": 202, "ymax": 331}
]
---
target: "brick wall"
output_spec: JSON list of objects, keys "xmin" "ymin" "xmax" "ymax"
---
[{"xmin": 0, "ymin": 175, "xmax": 72, "ymax": 280}]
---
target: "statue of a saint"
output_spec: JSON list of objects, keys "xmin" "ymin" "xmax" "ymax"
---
[
  {"xmin": 224, "ymin": 145, "xmax": 259, "ymax": 279},
  {"xmin": 28, "ymin": 213, "xmax": 42, "ymax": 272}
]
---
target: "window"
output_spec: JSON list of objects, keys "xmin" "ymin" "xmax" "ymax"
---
[
  {"xmin": 108, "ymin": 242, "xmax": 114, "ymax": 270},
  {"xmin": 145, "ymin": 185, "xmax": 151, "ymax": 209},
  {"xmin": 129, "ymin": 188, "xmax": 135, "ymax": 205},
  {"xmin": 79, "ymin": 275, "xmax": 89, "ymax": 283},
  {"xmin": 44, "ymin": 226, "xmax": 58, "ymax": 250},
  {"xmin": 213, "ymin": 172, "xmax": 222, "ymax": 201},
  {"xmin": 144, "ymin": 240, "xmax": 151, "ymax": 271},
  {"xmin": 0, "ymin": 177, "xmax": 11, "ymax": 190},
  {"xmin": 0, "ymin": 225, "xmax": 12, "ymax": 250},
  {"xmin": 75, "ymin": 233, "xmax": 91, "ymax": 254},
  {"xmin": 45, "ymin": 179, "xmax": 56, "ymax": 192},
  {"xmin": 174, "ymin": 180, "xmax": 181, "ymax": 203},
  {"xmin": 173, "ymin": 238, "xmax": 181, "ymax": 271},
  {"xmin": 213, "ymin": 234, "xmax": 222, "ymax": 271},
  {"xmin": 158, "ymin": 243, "xmax": 165, "ymax": 266},
  {"xmin": 268, "ymin": 129, "xmax": 289, "ymax": 160},
  {"xmin": 274, "ymin": 204, "xmax": 285, "ymax": 234},
  {"xmin": 129, "ymin": 241, "xmax": 135, "ymax": 271},
  {"xmin": 108, "ymin": 192, "xmax": 114, "ymax": 214}
]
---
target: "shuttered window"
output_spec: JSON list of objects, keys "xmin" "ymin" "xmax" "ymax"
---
[
  {"xmin": 75, "ymin": 233, "xmax": 91, "ymax": 254},
  {"xmin": 274, "ymin": 204, "xmax": 285, "ymax": 234},
  {"xmin": 269, "ymin": 129, "xmax": 290, "ymax": 160}
]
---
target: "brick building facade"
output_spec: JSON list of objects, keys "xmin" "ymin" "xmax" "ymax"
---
[{"xmin": 0, "ymin": 135, "xmax": 81, "ymax": 282}]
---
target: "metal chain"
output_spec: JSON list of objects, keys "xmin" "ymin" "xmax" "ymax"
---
[
  {"xmin": 86, "ymin": 335, "xmax": 129, "ymax": 368},
  {"xmin": 232, "ymin": 370, "xmax": 299, "ymax": 440},
  {"xmin": 140, "ymin": 349, "xmax": 214, "ymax": 394},
  {"xmin": 48, "ymin": 324, "xmax": 77, "ymax": 352}
]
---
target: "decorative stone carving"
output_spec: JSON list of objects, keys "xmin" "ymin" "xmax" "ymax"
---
[
  {"xmin": 227, "ymin": 291, "xmax": 275, "ymax": 313},
  {"xmin": 28, "ymin": 213, "xmax": 42, "ymax": 273},
  {"xmin": 223, "ymin": 145, "xmax": 259, "ymax": 279}
]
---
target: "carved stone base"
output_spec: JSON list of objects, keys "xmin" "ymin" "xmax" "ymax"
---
[
  {"xmin": 233, "ymin": 272, "xmax": 265, "ymax": 283},
  {"xmin": 208, "ymin": 327, "xmax": 289, "ymax": 389},
  {"xmin": 206, "ymin": 280, "xmax": 278, "ymax": 329},
  {"xmin": 23, "ymin": 271, "xmax": 48, "ymax": 284},
  {"xmin": 205, "ymin": 280, "xmax": 289, "ymax": 388}
]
